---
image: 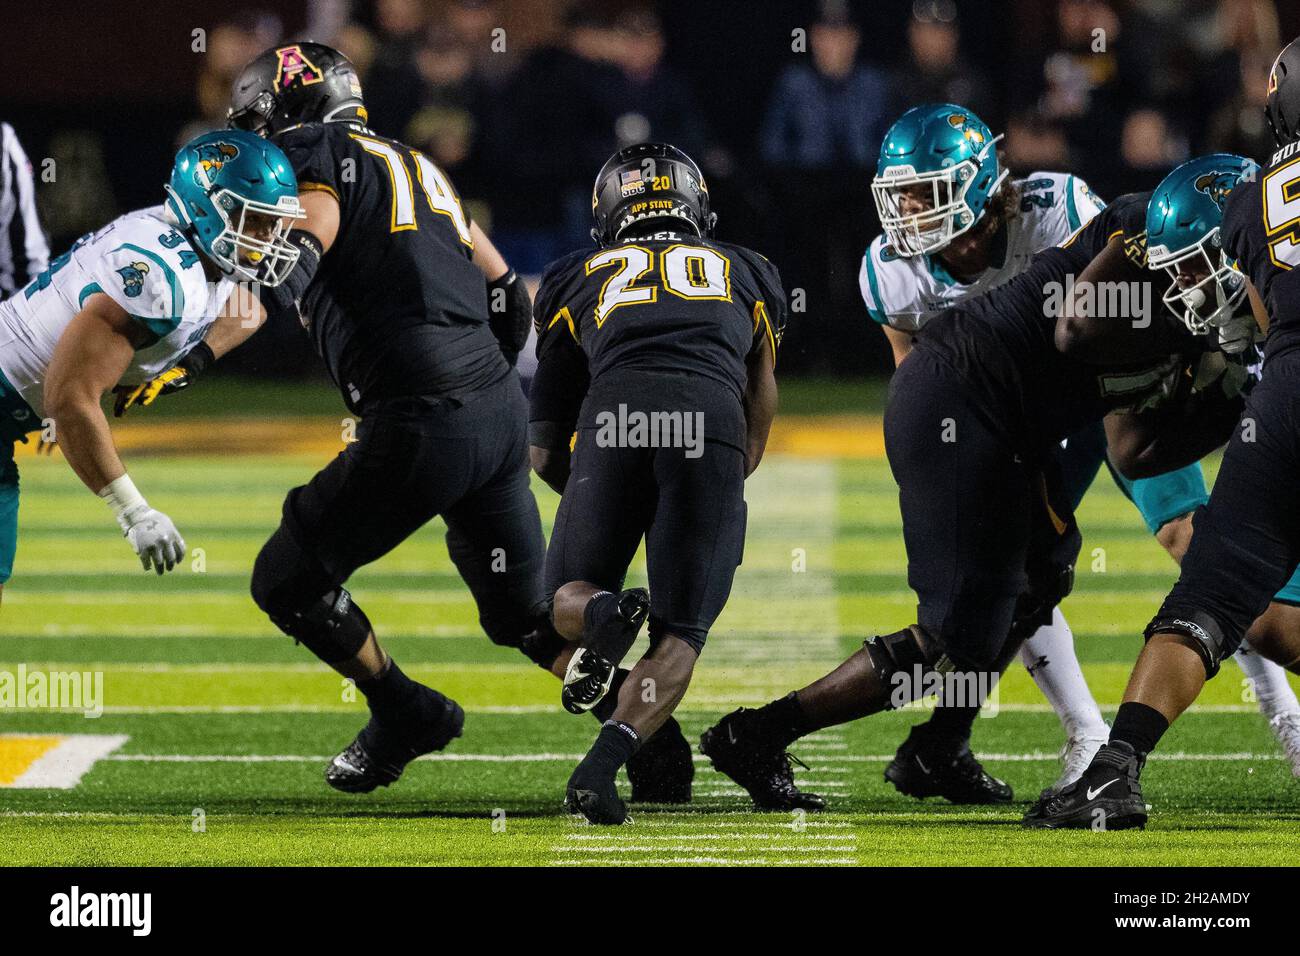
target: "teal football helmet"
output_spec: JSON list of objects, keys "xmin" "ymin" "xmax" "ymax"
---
[
  {"xmin": 164, "ymin": 129, "xmax": 304, "ymax": 286},
  {"xmin": 871, "ymin": 103, "xmax": 1008, "ymax": 257},
  {"xmin": 1145, "ymin": 153, "xmax": 1259, "ymax": 339}
]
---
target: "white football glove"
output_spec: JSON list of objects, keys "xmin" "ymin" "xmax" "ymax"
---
[
  {"xmin": 1214, "ymin": 313, "xmax": 1259, "ymax": 355},
  {"xmin": 119, "ymin": 505, "xmax": 187, "ymax": 574}
]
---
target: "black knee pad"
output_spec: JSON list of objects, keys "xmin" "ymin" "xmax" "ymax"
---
[
  {"xmin": 1144, "ymin": 608, "xmax": 1232, "ymax": 679},
  {"xmin": 268, "ymin": 587, "xmax": 373, "ymax": 665},
  {"xmin": 865, "ymin": 625, "xmax": 950, "ymax": 709}
]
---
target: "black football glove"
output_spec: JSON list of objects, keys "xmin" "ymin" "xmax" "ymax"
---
[{"xmin": 486, "ymin": 269, "xmax": 532, "ymax": 366}]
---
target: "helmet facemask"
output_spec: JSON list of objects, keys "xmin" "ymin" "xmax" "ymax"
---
[
  {"xmin": 228, "ymin": 91, "xmax": 276, "ymax": 137},
  {"xmin": 1148, "ymin": 228, "xmax": 1247, "ymax": 337},
  {"xmin": 209, "ymin": 189, "xmax": 305, "ymax": 285},
  {"xmin": 871, "ymin": 136, "xmax": 1007, "ymax": 257}
]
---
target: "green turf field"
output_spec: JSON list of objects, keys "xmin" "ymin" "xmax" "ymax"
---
[{"xmin": 1, "ymin": 383, "xmax": 1298, "ymax": 866}]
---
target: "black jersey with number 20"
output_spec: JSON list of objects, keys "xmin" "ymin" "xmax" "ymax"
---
[{"xmin": 532, "ymin": 231, "xmax": 786, "ymax": 448}]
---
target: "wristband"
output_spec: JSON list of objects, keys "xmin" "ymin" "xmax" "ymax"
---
[
  {"xmin": 98, "ymin": 474, "xmax": 148, "ymax": 524},
  {"xmin": 180, "ymin": 340, "xmax": 215, "ymax": 378}
]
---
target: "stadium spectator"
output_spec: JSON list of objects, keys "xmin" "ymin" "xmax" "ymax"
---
[
  {"xmin": 759, "ymin": 4, "xmax": 891, "ymax": 171},
  {"xmin": 759, "ymin": 1, "xmax": 891, "ymax": 371},
  {"xmin": 891, "ymin": 0, "xmax": 996, "ymax": 125},
  {"xmin": 177, "ymin": 12, "xmax": 282, "ymax": 146},
  {"xmin": 1002, "ymin": 110, "xmax": 1074, "ymax": 177}
]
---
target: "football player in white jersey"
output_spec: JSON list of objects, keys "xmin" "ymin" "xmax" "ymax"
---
[
  {"xmin": 859, "ymin": 104, "xmax": 1300, "ymax": 800},
  {"xmin": 0, "ymin": 129, "xmax": 302, "ymax": 602}
]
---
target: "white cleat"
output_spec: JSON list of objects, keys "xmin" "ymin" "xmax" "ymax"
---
[
  {"xmin": 1268, "ymin": 712, "xmax": 1300, "ymax": 778},
  {"xmin": 1043, "ymin": 729, "xmax": 1109, "ymax": 797}
]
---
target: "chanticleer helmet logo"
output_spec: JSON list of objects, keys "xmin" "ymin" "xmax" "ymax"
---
[
  {"xmin": 1194, "ymin": 171, "xmax": 1237, "ymax": 209},
  {"xmin": 196, "ymin": 142, "xmax": 239, "ymax": 174},
  {"xmin": 946, "ymin": 112, "xmax": 986, "ymax": 146}
]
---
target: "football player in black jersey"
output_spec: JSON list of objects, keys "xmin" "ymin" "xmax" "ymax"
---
[
  {"xmin": 210, "ymin": 42, "xmax": 695, "ymax": 798},
  {"xmin": 1031, "ymin": 39, "xmax": 1300, "ymax": 830},
  {"xmin": 699, "ymin": 181, "xmax": 1252, "ymax": 815},
  {"xmin": 529, "ymin": 143, "xmax": 787, "ymax": 823}
]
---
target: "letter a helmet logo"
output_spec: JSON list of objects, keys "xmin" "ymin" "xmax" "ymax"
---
[{"xmin": 275, "ymin": 44, "xmax": 324, "ymax": 90}]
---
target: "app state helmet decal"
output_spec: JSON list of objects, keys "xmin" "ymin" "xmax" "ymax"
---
[
  {"xmin": 116, "ymin": 261, "xmax": 151, "ymax": 297},
  {"xmin": 1194, "ymin": 170, "xmax": 1238, "ymax": 210},
  {"xmin": 275, "ymin": 44, "xmax": 325, "ymax": 90}
]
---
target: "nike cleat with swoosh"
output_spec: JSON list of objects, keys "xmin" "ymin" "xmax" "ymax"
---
[
  {"xmin": 885, "ymin": 730, "xmax": 1013, "ymax": 804},
  {"xmin": 561, "ymin": 588, "xmax": 651, "ymax": 715},
  {"xmin": 1022, "ymin": 740, "xmax": 1148, "ymax": 829},
  {"xmin": 699, "ymin": 709, "xmax": 825, "ymax": 812}
]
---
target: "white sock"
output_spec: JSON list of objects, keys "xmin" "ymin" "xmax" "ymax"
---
[
  {"xmin": 1020, "ymin": 606, "xmax": 1108, "ymax": 739},
  {"xmin": 1234, "ymin": 641, "xmax": 1300, "ymax": 722}
]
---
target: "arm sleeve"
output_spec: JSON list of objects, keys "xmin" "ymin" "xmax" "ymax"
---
[
  {"xmin": 529, "ymin": 300, "xmax": 588, "ymax": 443},
  {"xmin": 745, "ymin": 250, "xmax": 787, "ymax": 362},
  {"xmin": 2, "ymin": 124, "xmax": 49, "ymax": 290}
]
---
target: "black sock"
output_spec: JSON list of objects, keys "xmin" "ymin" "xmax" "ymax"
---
[
  {"xmin": 591, "ymin": 668, "xmax": 630, "ymax": 722},
  {"xmin": 357, "ymin": 659, "xmax": 430, "ymax": 725},
  {"xmin": 747, "ymin": 692, "xmax": 811, "ymax": 749},
  {"xmin": 579, "ymin": 720, "xmax": 641, "ymax": 778},
  {"xmin": 1110, "ymin": 702, "xmax": 1169, "ymax": 757},
  {"xmin": 582, "ymin": 591, "xmax": 622, "ymax": 653},
  {"xmin": 911, "ymin": 703, "xmax": 980, "ymax": 753}
]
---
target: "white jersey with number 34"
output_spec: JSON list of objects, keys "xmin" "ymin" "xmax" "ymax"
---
[{"xmin": 0, "ymin": 205, "xmax": 235, "ymax": 419}]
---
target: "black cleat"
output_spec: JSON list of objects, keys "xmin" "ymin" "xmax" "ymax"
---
[
  {"xmin": 699, "ymin": 709, "xmax": 825, "ymax": 812},
  {"xmin": 561, "ymin": 588, "xmax": 650, "ymax": 715},
  {"xmin": 626, "ymin": 716, "xmax": 694, "ymax": 804},
  {"xmin": 1023, "ymin": 741, "xmax": 1148, "ymax": 830},
  {"xmin": 885, "ymin": 733, "xmax": 1013, "ymax": 805},
  {"xmin": 565, "ymin": 765, "xmax": 629, "ymax": 825},
  {"xmin": 325, "ymin": 691, "xmax": 465, "ymax": 794}
]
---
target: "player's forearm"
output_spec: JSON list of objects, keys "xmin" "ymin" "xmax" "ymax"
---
[
  {"xmin": 43, "ymin": 394, "xmax": 127, "ymax": 494},
  {"xmin": 743, "ymin": 367, "xmax": 778, "ymax": 477},
  {"xmin": 471, "ymin": 222, "xmax": 510, "ymax": 282},
  {"xmin": 1106, "ymin": 390, "xmax": 1243, "ymax": 480},
  {"xmin": 528, "ymin": 420, "xmax": 573, "ymax": 494},
  {"xmin": 205, "ymin": 291, "xmax": 267, "ymax": 360}
]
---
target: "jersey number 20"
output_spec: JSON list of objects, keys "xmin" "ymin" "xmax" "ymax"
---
[{"xmin": 585, "ymin": 244, "xmax": 731, "ymax": 327}]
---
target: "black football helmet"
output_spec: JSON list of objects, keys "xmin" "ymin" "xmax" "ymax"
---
[
  {"xmin": 1266, "ymin": 36, "xmax": 1300, "ymax": 147},
  {"xmin": 591, "ymin": 143, "xmax": 716, "ymax": 246},
  {"xmin": 228, "ymin": 42, "xmax": 367, "ymax": 137}
]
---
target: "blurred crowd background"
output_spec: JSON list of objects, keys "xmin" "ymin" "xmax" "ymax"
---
[{"xmin": 2, "ymin": 0, "xmax": 1296, "ymax": 375}]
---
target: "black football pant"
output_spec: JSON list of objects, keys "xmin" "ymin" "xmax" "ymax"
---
[
  {"xmin": 251, "ymin": 373, "xmax": 547, "ymax": 650},
  {"xmin": 1153, "ymin": 352, "xmax": 1300, "ymax": 667},
  {"xmin": 884, "ymin": 347, "xmax": 1081, "ymax": 673},
  {"xmin": 543, "ymin": 427, "xmax": 748, "ymax": 653}
]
